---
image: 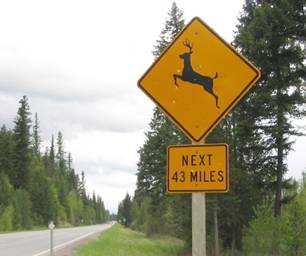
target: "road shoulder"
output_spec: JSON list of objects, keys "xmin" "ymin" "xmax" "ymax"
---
[{"xmin": 55, "ymin": 231, "xmax": 102, "ymax": 256}]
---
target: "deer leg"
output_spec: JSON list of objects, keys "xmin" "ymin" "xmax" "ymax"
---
[
  {"xmin": 203, "ymin": 85, "xmax": 220, "ymax": 109},
  {"xmin": 212, "ymin": 93, "xmax": 220, "ymax": 109},
  {"xmin": 173, "ymin": 74, "xmax": 182, "ymax": 87}
]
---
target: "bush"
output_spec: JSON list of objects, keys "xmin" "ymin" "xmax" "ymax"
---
[
  {"xmin": 12, "ymin": 189, "xmax": 32, "ymax": 229},
  {"xmin": 281, "ymin": 198, "xmax": 306, "ymax": 255},
  {"xmin": 0, "ymin": 205, "xmax": 14, "ymax": 231},
  {"xmin": 243, "ymin": 196, "xmax": 306, "ymax": 256},
  {"xmin": 242, "ymin": 201, "xmax": 279, "ymax": 255}
]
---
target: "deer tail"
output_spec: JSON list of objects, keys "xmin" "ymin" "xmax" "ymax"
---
[{"xmin": 213, "ymin": 72, "xmax": 218, "ymax": 79}]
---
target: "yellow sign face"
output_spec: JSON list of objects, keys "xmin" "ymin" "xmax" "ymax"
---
[
  {"xmin": 167, "ymin": 144, "xmax": 229, "ymax": 193},
  {"xmin": 138, "ymin": 17, "xmax": 261, "ymax": 142}
]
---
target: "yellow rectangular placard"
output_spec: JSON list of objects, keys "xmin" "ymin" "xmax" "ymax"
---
[{"xmin": 167, "ymin": 144, "xmax": 229, "ymax": 193}]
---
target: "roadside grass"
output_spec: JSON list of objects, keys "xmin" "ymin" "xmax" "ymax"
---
[{"xmin": 76, "ymin": 224, "xmax": 184, "ymax": 256}]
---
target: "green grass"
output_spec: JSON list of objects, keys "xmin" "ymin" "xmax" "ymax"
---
[{"xmin": 77, "ymin": 224, "xmax": 184, "ymax": 256}]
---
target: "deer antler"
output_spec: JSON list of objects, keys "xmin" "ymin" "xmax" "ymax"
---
[{"xmin": 183, "ymin": 40, "xmax": 193, "ymax": 52}]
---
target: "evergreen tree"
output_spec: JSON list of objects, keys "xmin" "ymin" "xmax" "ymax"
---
[
  {"xmin": 69, "ymin": 168, "xmax": 79, "ymax": 192},
  {"xmin": 30, "ymin": 169, "xmax": 57, "ymax": 224},
  {"xmin": 12, "ymin": 189, "xmax": 32, "ymax": 229},
  {"xmin": 96, "ymin": 196, "xmax": 106, "ymax": 223},
  {"xmin": 0, "ymin": 173, "xmax": 13, "ymax": 207},
  {"xmin": 234, "ymin": 0, "xmax": 306, "ymax": 219},
  {"xmin": 67, "ymin": 152, "xmax": 72, "ymax": 171},
  {"xmin": 92, "ymin": 191, "xmax": 97, "ymax": 222},
  {"xmin": 49, "ymin": 135, "xmax": 55, "ymax": 175},
  {"xmin": 32, "ymin": 112, "xmax": 41, "ymax": 157},
  {"xmin": 79, "ymin": 171, "xmax": 87, "ymax": 200},
  {"xmin": 56, "ymin": 131, "xmax": 66, "ymax": 173},
  {"xmin": 208, "ymin": 112, "xmax": 273, "ymax": 249},
  {"xmin": 0, "ymin": 96, "xmax": 108, "ymax": 230},
  {"xmin": 13, "ymin": 96, "xmax": 32, "ymax": 188},
  {"xmin": 152, "ymin": 2, "xmax": 185, "ymax": 58},
  {"xmin": 0, "ymin": 126, "xmax": 15, "ymax": 179},
  {"xmin": 0, "ymin": 205, "xmax": 14, "ymax": 231},
  {"xmin": 118, "ymin": 193, "xmax": 132, "ymax": 227},
  {"xmin": 50, "ymin": 135, "xmax": 55, "ymax": 164},
  {"xmin": 213, "ymin": 0, "xmax": 306, "ymax": 252},
  {"xmin": 134, "ymin": 2, "xmax": 191, "ymax": 242},
  {"xmin": 136, "ymin": 2, "xmax": 186, "ymax": 200}
]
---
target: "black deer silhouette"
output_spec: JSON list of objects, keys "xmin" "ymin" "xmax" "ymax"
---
[{"xmin": 173, "ymin": 41, "xmax": 219, "ymax": 108}]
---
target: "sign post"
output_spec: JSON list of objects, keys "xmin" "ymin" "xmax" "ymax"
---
[
  {"xmin": 48, "ymin": 221, "xmax": 55, "ymax": 256},
  {"xmin": 192, "ymin": 139, "xmax": 206, "ymax": 256},
  {"xmin": 192, "ymin": 192, "xmax": 206, "ymax": 256},
  {"xmin": 138, "ymin": 16, "xmax": 260, "ymax": 256},
  {"xmin": 168, "ymin": 142, "xmax": 228, "ymax": 256}
]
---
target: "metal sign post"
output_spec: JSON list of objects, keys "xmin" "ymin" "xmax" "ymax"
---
[
  {"xmin": 192, "ymin": 192, "xmax": 206, "ymax": 256},
  {"xmin": 48, "ymin": 221, "xmax": 55, "ymax": 256},
  {"xmin": 167, "ymin": 142, "xmax": 229, "ymax": 255},
  {"xmin": 191, "ymin": 139, "xmax": 206, "ymax": 256}
]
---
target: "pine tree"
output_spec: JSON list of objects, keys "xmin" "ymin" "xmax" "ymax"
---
[
  {"xmin": 67, "ymin": 152, "xmax": 72, "ymax": 171},
  {"xmin": 235, "ymin": 0, "xmax": 306, "ymax": 219},
  {"xmin": 13, "ymin": 96, "xmax": 32, "ymax": 188},
  {"xmin": 0, "ymin": 126, "xmax": 15, "ymax": 179},
  {"xmin": 152, "ymin": 2, "xmax": 184, "ymax": 58},
  {"xmin": 0, "ymin": 173, "xmax": 14, "ymax": 207},
  {"xmin": 50, "ymin": 135, "xmax": 55, "ymax": 163},
  {"xmin": 97, "ymin": 196, "xmax": 106, "ymax": 223},
  {"xmin": 136, "ymin": 2, "xmax": 186, "ymax": 199},
  {"xmin": 49, "ymin": 135, "xmax": 55, "ymax": 175},
  {"xmin": 12, "ymin": 189, "xmax": 32, "ymax": 229},
  {"xmin": 30, "ymin": 170, "xmax": 57, "ymax": 224},
  {"xmin": 208, "ymin": 110, "xmax": 274, "ymax": 249},
  {"xmin": 79, "ymin": 171, "xmax": 87, "ymax": 203},
  {"xmin": 32, "ymin": 112, "xmax": 41, "ymax": 157},
  {"xmin": 134, "ymin": 2, "xmax": 191, "ymax": 240},
  {"xmin": 56, "ymin": 131, "xmax": 66, "ymax": 173},
  {"xmin": 0, "ymin": 96, "xmax": 108, "ymax": 230},
  {"xmin": 117, "ymin": 193, "xmax": 132, "ymax": 227}
]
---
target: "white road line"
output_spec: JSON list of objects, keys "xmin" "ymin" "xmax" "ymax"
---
[{"xmin": 32, "ymin": 231, "xmax": 96, "ymax": 256}]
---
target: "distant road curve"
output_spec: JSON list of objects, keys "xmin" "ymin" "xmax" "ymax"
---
[{"xmin": 0, "ymin": 222, "xmax": 113, "ymax": 256}]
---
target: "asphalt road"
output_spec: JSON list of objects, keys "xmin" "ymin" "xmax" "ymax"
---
[{"xmin": 0, "ymin": 223, "xmax": 113, "ymax": 256}]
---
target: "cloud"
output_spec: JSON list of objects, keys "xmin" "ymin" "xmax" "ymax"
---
[
  {"xmin": 86, "ymin": 170, "xmax": 136, "ymax": 214},
  {"xmin": 63, "ymin": 130, "xmax": 144, "ymax": 214},
  {"xmin": 0, "ymin": 41, "xmax": 154, "ymax": 138},
  {"xmin": 65, "ymin": 130, "xmax": 144, "ymax": 171},
  {"xmin": 0, "ymin": 54, "xmax": 128, "ymax": 102},
  {"xmin": 0, "ymin": 71, "xmax": 152, "ymax": 140},
  {"xmin": 0, "ymin": 95, "xmax": 20, "ymax": 129}
]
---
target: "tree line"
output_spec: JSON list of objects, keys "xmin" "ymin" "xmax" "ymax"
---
[
  {"xmin": 0, "ymin": 96, "xmax": 109, "ymax": 231},
  {"xmin": 118, "ymin": 1, "xmax": 306, "ymax": 255}
]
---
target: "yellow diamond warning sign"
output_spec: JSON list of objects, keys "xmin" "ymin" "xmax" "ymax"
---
[
  {"xmin": 138, "ymin": 17, "xmax": 261, "ymax": 142},
  {"xmin": 167, "ymin": 144, "xmax": 229, "ymax": 193}
]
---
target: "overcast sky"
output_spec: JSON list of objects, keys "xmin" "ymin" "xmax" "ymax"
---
[{"xmin": 0, "ymin": 0, "xmax": 305, "ymax": 213}]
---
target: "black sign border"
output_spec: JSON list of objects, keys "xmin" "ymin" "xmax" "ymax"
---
[
  {"xmin": 138, "ymin": 17, "xmax": 261, "ymax": 142},
  {"xmin": 167, "ymin": 143, "xmax": 229, "ymax": 193}
]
